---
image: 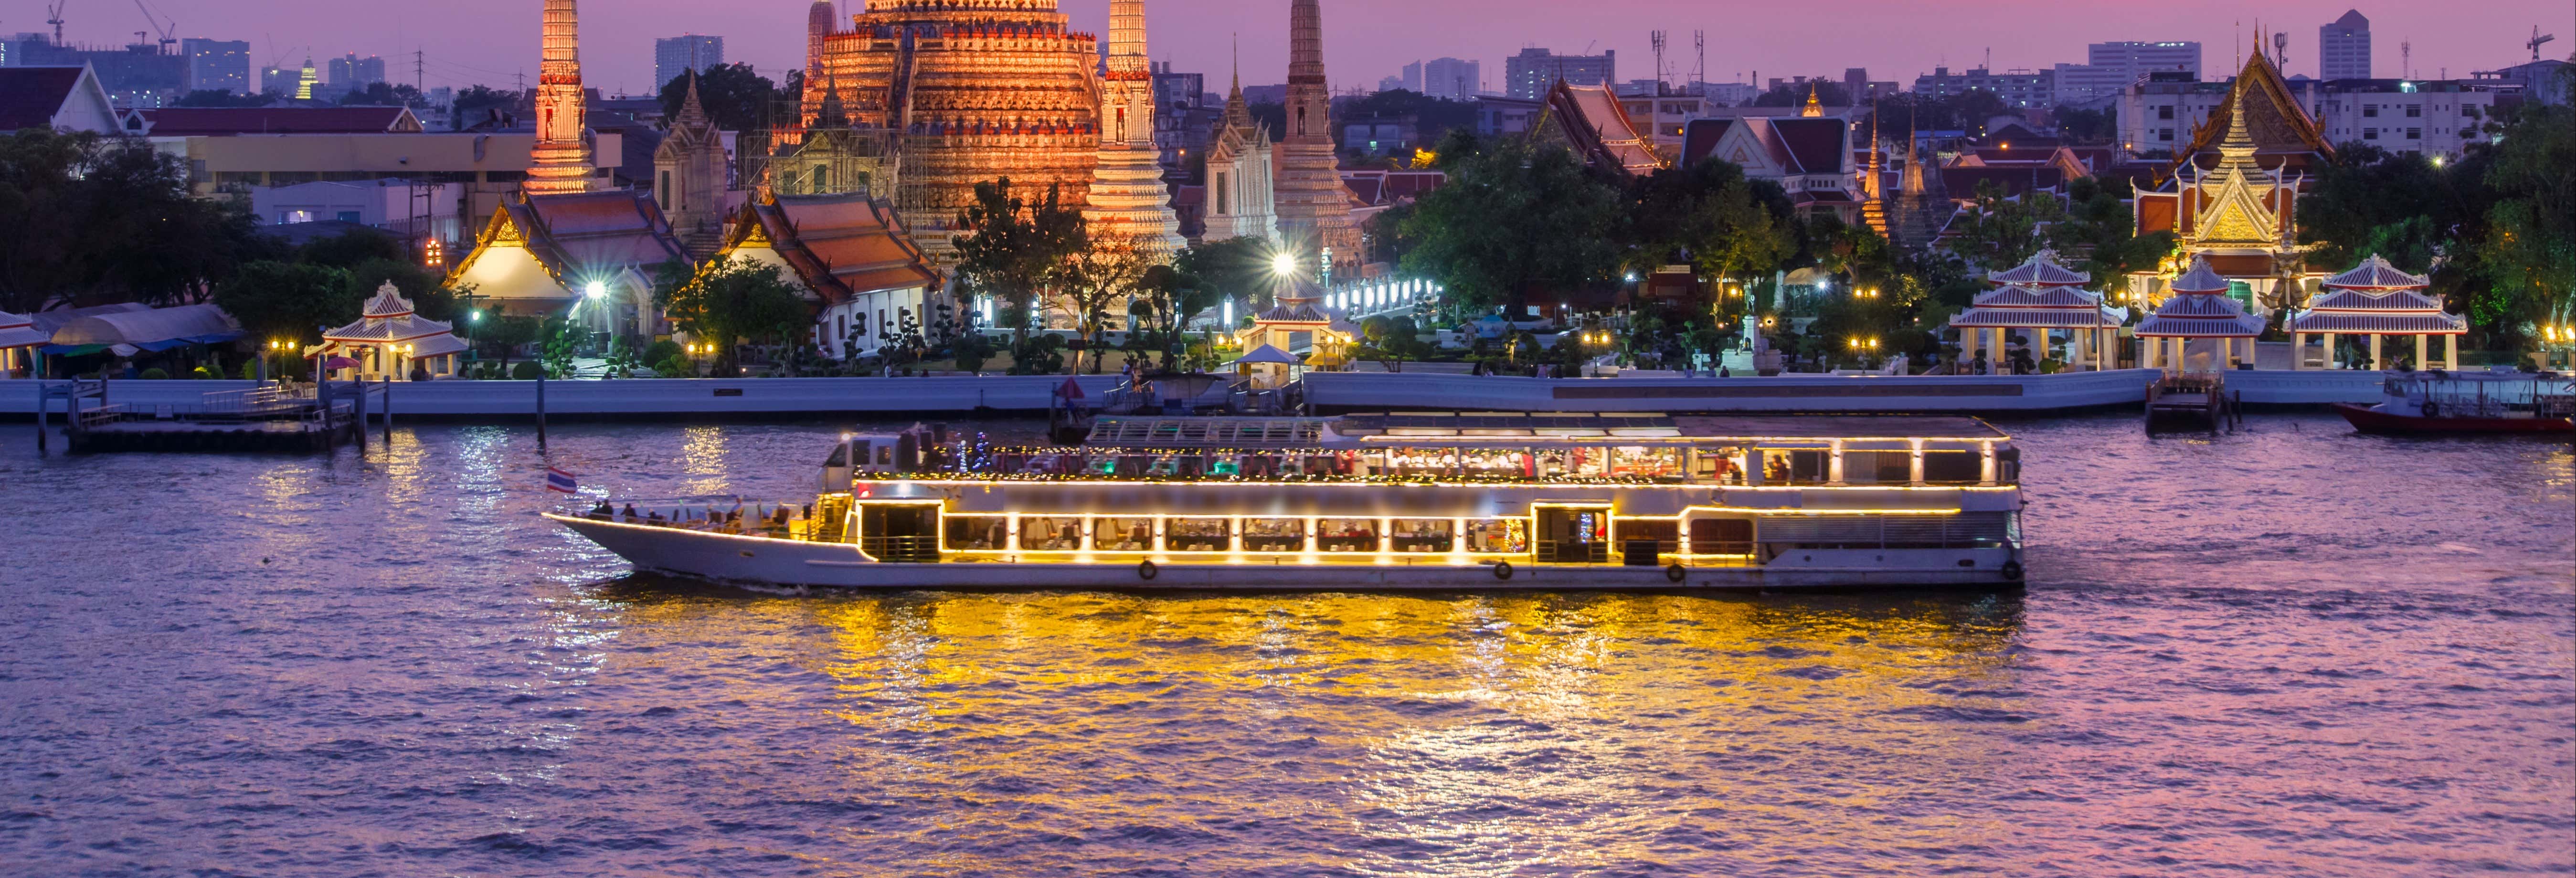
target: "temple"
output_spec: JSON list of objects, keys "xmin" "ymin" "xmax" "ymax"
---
[
  {"xmin": 2136, "ymin": 255, "xmax": 2268, "ymax": 371},
  {"xmin": 1530, "ymin": 81, "xmax": 1667, "ymax": 180},
  {"xmin": 1081, "ymin": 0, "xmax": 1185, "ymax": 254},
  {"xmin": 2289, "ymin": 254, "xmax": 2466, "ymax": 370},
  {"xmin": 808, "ymin": 0, "xmax": 1103, "ymax": 262},
  {"xmin": 1679, "ymin": 113, "xmax": 1866, "ymax": 224},
  {"xmin": 1198, "ymin": 62, "xmax": 1279, "ymax": 246},
  {"xmin": 2129, "ymin": 50, "xmax": 2332, "ymax": 314},
  {"xmin": 524, "ymin": 0, "xmax": 596, "ymax": 195},
  {"xmin": 445, "ymin": 191, "xmax": 688, "ymax": 340},
  {"xmin": 1271, "ymin": 0, "xmax": 1362, "ymax": 282},
  {"xmin": 713, "ymin": 192, "xmax": 943, "ymax": 361},
  {"xmin": 653, "ymin": 74, "xmax": 728, "ymax": 259},
  {"xmin": 1951, "ymin": 250, "xmax": 2128, "ymax": 372},
  {"xmin": 317, "ymin": 283, "xmax": 469, "ymax": 381}
]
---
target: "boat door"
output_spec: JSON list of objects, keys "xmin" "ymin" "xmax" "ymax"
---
[
  {"xmin": 855, "ymin": 502, "xmax": 942, "ymax": 563},
  {"xmin": 1534, "ymin": 504, "xmax": 1611, "ymax": 564}
]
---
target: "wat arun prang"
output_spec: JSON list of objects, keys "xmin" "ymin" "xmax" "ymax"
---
[
  {"xmin": 1272, "ymin": 0, "xmax": 1362, "ymax": 281},
  {"xmin": 806, "ymin": 0, "xmax": 1108, "ymax": 260}
]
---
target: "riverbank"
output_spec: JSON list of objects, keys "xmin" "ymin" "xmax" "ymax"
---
[{"xmin": 0, "ymin": 369, "xmax": 2392, "ymax": 422}]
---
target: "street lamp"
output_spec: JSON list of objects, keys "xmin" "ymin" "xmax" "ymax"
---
[
  {"xmin": 584, "ymin": 280, "xmax": 608, "ymax": 299},
  {"xmin": 1271, "ymin": 252, "xmax": 1299, "ymax": 277}
]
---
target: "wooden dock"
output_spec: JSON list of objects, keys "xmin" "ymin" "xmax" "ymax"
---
[
  {"xmin": 45, "ymin": 379, "xmax": 383, "ymax": 453},
  {"xmin": 2145, "ymin": 372, "xmax": 2243, "ymax": 432}
]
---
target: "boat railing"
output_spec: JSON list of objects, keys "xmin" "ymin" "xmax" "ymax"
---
[
  {"xmin": 574, "ymin": 499, "xmax": 839, "ymax": 542},
  {"xmin": 857, "ymin": 536, "xmax": 940, "ymax": 563}
]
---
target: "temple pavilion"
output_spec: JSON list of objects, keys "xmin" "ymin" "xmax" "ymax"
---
[
  {"xmin": 1951, "ymin": 250, "xmax": 2127, "ymax": 372},
  {"xmin": 316, "ymin": 282, "xmax": 468, "ymax": 381},
  {"xmin": 2127, "ymin": 50, "xmax": 2332, "ymax": 314},
  {"xmin": 2135, "ymin": 255, "xmax": 2265, "ymax": 371},
  {"xmin": 1234, "ymin": 277, "xmax": 1355, "ymax": 387},
  {"xmin": 2289, "ymin": 254, "xmax": 2466, "ymax": 370},
  {"xmin": 0, "ymin": 309, "xmax": 43, "ymax": 377}
]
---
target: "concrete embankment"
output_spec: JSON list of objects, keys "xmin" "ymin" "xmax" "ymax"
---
[
  {"xmin": 1, "ymin": 369, "xmax": 2386, "ymax": 422},
  {"xmin": 1305, "ymin": 369, "xmax": 2385, "ymax": 414}
]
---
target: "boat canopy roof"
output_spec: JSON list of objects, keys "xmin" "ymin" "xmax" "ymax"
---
[{"xmin": 1332, "ymin": 413, "xmax": 2008, "ymax": 444}]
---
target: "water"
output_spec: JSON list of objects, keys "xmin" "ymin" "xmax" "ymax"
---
[{"xmin": 1, "ymin": 414, "xmax": 2569, "ymax": 877}]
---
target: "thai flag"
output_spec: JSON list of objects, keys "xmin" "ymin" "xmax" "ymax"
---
[
  {"xmin": 545, "ymin": 467, "xmax": 578, "ymax": 494},
  {"xmin": 1059, "ymin": 375, "xmax": 1085, "ymax": 401}
]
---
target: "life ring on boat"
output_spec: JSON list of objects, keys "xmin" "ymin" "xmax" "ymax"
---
[
  {"xmin": 1665, "ymin": 564, "xmax": 1686, "ymax": 583},
  {"xmin": 1492, "ymin": 561, "xmax": 1514, "ymax": 581},
  {"xmin": 2419, "ymin": 401, "xmax": 2440, "ymax": 417},
  {"xmin": 2001, "ymin": 560, "xmax": 2025, "ymax": 581},
  {"xmin": 1137, "ymin": 560, "xmax": 1159, "ymax": 581}
]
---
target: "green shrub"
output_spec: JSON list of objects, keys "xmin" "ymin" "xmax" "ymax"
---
[
  {"xmin": 239, "ymin": 360, "xmax": 259, "ymax": 380},
  {"xmin": 138, "ymin": 367, "xmax": 169, "ymax": 380},
  {"xmin": 641, "ymin": 339, "xmax": 684, "ymax": 365},
  {"xmin": 510, "ymin": 361, "xmax": 542, "ymax": 380},
  {"xmin": 654, "ymin": 356, "xmax": 694, "ymax": 378}
]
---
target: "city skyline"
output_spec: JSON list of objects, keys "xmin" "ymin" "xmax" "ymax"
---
[{"xmin": 11, "ymin": 0, "xmax": 2559, "ymax": 97}]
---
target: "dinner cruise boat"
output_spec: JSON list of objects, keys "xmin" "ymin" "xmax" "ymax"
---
[
  {"xmin": 2332, "ymin": 370, "xmax": 2576, "ymax": 435},
  {"xmin": 548, "ymin": 413, "xmax": 2030, "ymax": 591}
]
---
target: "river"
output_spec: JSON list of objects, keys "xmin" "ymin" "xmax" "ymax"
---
[{"xmin": 1, "ymin": 414, "xmax": 2568, "ymax": 877}]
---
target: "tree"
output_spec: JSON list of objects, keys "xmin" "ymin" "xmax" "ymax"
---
[
  {"xmin": 297, "ymin": 227, "xmax": 405, "ymax": 268},
  {"xmin": 2047, "ymin": 177, "xmax": 2173, "ymax": 284},
  {"xmin": 1943, "ymin": 179, "xmax": 2066, "ymax": 272},
  {"xmin": 1622, "ymin": 158, "xmax": 1796, "ymax": 297},
  {"xmin": 656, "ymin": 256, "xmax": 811, "ymax": 376},
  {"xmin": 2055, "ymin": 106, "xmax": 2116, "ymax": 145},
  {"xmin": 338, "ymin": 82, "xmax": 423, "ymax": 107},
  {"xmin": 1399, "ymin": 138, "xmax": 1621, "ymax": 313},
  {"xmin": 213, "ymin": 262, "xmax": 358, "ymax": 344},
  {"xmin": 1357, "ymin": 315, "xmax": 1432, "ymax": 372},
  {"xmin": 448, "ymin": 85, "xmax": 520, "ymax": 130},
  {"xmin": 346, "ymin": 258, "xmax": 459, "ymax": 321},
  {"xmin": 657, "ymin": 63, "xmax": 777, "ymax": 131},
  {"xmin": 2480, "ymin": 102, "xmax": 2576, "ymax": 341},
  {"xmin": 952, "ymin": 178, "xmax": 1086, "ymax": 338},
  {"xmin": 0, "ymin": 129, "xmax": 262, "ymax": 313},
  {"xmin": 1172, "ymin": 236, "xmax": 1272, "ymax": 316},
  {"xmin": 477, "ymin": 316, "xmax": 543, "ymax": 376},
  {"xmin": 177, "ymin": 89, "xmax": 274, "ymax": 108},
  {"xmin": 1048, "ymin": 230, "xmax": 1153, "ymax": 374}
]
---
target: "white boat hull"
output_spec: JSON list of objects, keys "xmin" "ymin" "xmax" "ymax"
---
[{"xmin": 550, "ymin": 516, "xmax": 2022, "ymax": 591}]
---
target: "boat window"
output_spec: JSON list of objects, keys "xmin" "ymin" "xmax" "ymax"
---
[
  {"xmin": 1760, "ymin": 449, "xmax": 1830, "ymax": 485},
  {"xmin": 824, "ymin": 444, "xmax": 848, "ymax": 468},
  {"xmin": 1994, "ymin": 447, "xmax": 2019, "ymax": 486},
  {"xmin": 1464, "ymin": 518, "xmax": 1528, "ymax": 553},
  {"xmin": 1920, "ymin": 451, "xmax": 1982, "ymax": 485},
  {"xmin": 1389, "ymin": 519, "xmax": 1453, "ymax": 552},
  {"xmin": 1609, "ymin": 446, "xmax": 1681, "ymax": 479},
  {"xmin": 1242, "ymin": 518, "xmax": 1305, "ymax": 552},
  {"xmin": 1018, "ymin": 516, "xmax": 1084, "ymax": 550},
  {"xmin": 1840, "ymin": 451, "xmax": 1916, "ymax": 485},
  {"xmin": 1535, "ymin": 447, "xmax": 1607, "ymax": 478},
  {"xmin": 1164, "ymin": 518, "xmax": 1230, "ymax": 552},
  {"xmin": 1094, "ymin": 517, "xmax": 1155, "ymax": 551},
  {"xmin": 1689, "ymin": 518, "xmax": 1754, "ymax": 555},
  {"xmin": 943, "ymin": 515, "xmax": 1008, "ymax": 551},
  {"xmin": 1386, "ymin": 447, "xmax": 1457, "ymax": 477},
  {"xmin": 1614, "ymin": 517, "xmax": 1679, "ymax": 558},
  {"xmin": 1317, "ymin": 518, "xmax": 1380, "ymax": 552},
  {"xmin": 875, "ymin": 445, "xmax": 893, "ymax": 466},
  {"xmin": 1461, "ymin": 449, "xmax": 1531, "ymax": 478}
]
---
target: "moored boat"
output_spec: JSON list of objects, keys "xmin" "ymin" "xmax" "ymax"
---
[
  {"xmin": 549, "ymin": 413, "xmax": 2032, "ymax": 591},
  {"xmin": 2332, "ymin": 370, "xmax": 2575, "ymax": 435}
]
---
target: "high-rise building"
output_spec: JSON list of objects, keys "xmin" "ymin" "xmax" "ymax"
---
[
  {"xmin": 259, "ymin": 66, "xmax": 298, "ymax": 96},
  {"xmin": 1421, "ymin": 57, "xmax": 1478, "ymax": 100},
  {"xmin": 524, "ymin": 0, "xmax": 596, "ymax": 195},
  {"xmin": 1272, "ymin": 0, "xmax": 1360, "ymax": 276},
  {"xmin": 2055, "ymin": 41, "xmax": 2202, "ymax": 105},
  {"xmin": 1912, "ymin": 66, "xmax": 2055, "ymax": 108},
  {"xmin": 181, "ymin": 39, "xmax": 250, "ymax": 95},
  {"xmin": 2320, "ymin": 10, "xmax": 2371, "ymax": 80},
  {"xmin": 1399, "ymin": 61, "xmax": 1423, "ymax": 92},
  {"xmin": 654, "ymin": 35, "xmax": 723, "ymax": 92},
  {"xmin": 1082, "ymin": 0, "xmax": 1184, "ymax": 254},
  {"xmin": 327, "ymin": 53, "xmax": 385, "ymax": 95},
  {"xmin": 1504, "ymin": 47, "xmax": 1612, "ymax": 100}
]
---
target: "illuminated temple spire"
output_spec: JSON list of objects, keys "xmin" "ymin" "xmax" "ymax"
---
[
  {"xmin": 1272, "ymin": 0, "xmax": 1360, "ymax": 279},
  {"xmin": 524, "ymin": 0, "xmax": 595, "ymax": 195},
  {"xmin": 1081, "ymin": 0, "xmax": 1185, "ymax": 253}
]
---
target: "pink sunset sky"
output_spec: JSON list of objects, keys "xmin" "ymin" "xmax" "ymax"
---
[{"xmin": 14, "ymin": 0, "xmax": 2563, "ymax": 96}]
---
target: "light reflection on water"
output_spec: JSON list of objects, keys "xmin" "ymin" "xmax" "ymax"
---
[{"xmin": 0, "ymin": 415, "xmax": 2566, "ymax": 877}]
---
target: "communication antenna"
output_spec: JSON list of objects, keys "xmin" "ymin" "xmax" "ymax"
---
[
  {"xmin": 1693, "ymin": 30, "xmax": 1706, "ymax": 85},
  {"xmin": 1651, "ymin": 30, "xmax": 1666, "ymax": 89},
  {"xmin": 2402, "ymin": 40, "xmax": 2412, "ymax": 79},
  {"xmin": 2272, "ymin": 32, "xmax": 2288, "ymax": 70}
]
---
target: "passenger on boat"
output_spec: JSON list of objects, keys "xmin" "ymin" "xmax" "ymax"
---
[
  {"xmin": 588, "ymin": 501, "xmax": 613, "ymax": 520},
  {"xmin": 622, "ymin": 503, "xmax": 639, "ymax": 522}
]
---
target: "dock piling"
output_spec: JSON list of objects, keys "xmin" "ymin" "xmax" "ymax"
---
[
  {"xmin": 381, "ymin": 376, "xmax": 392, "ymax": 445},
  {"xmin": 536, "ymin": 372, "xmax": 547, "ymax": 446},
  {"xmin": 33, "ymin": 381, "xmax": 46, "ymax": 454}
]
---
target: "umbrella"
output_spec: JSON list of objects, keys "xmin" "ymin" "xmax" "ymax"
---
[
  {"xmin": 1229, "ymin": 344, "xmax": 1300, "ymax": 366},
  {"xmin": 325, "ymin": 356, "xmax": 360, "ymax": 370}
]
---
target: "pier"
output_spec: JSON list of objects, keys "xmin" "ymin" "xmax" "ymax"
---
[{"xmin": 38, "ymin": 380, "xmax": 374, "ymax": 453}]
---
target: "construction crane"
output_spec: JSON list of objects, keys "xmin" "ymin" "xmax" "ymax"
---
[
  {"xmin": 2533, "ymin": 26, "xmax": 2558, "ymax": 61},
  {"xmin": 133, "ymin": 0, "xmax": 175, "ymax": 53},
  {"xmin": 46, "ymin": 0, "xmax": 68, "ymax": 45}
]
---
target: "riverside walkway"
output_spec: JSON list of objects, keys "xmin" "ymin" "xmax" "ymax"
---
[{"xmin": 4, "ymin": 370, "xmax": 2391, "ymax": 421}]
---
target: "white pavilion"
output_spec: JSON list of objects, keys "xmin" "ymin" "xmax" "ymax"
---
[
  {"xmin": 1234, "ymin": 276, "xmax": 1355, "ymax": 387},
  {"xmin": 2289, "ymin": 255, "xmax": 2465, "ymax": 371},
  {"xmin": 316, "ymin": 283, "xmax": 470, "ymax": 381},
  {"xmin": 2135, "ymin": 255, "xmax": 2266, "ymax": 372},
  {"xmin": 1952, "ymin": 250, "xmax": 2128, "ymax": 372},
  {"xmin": 0, "ymin": 309, "xmax": 44, "ymax": 377}
]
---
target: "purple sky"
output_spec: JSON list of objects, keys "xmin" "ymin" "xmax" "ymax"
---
[{"xmin": 22, "ymin": 0, "xmax": 2563, "ymax": 96}]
